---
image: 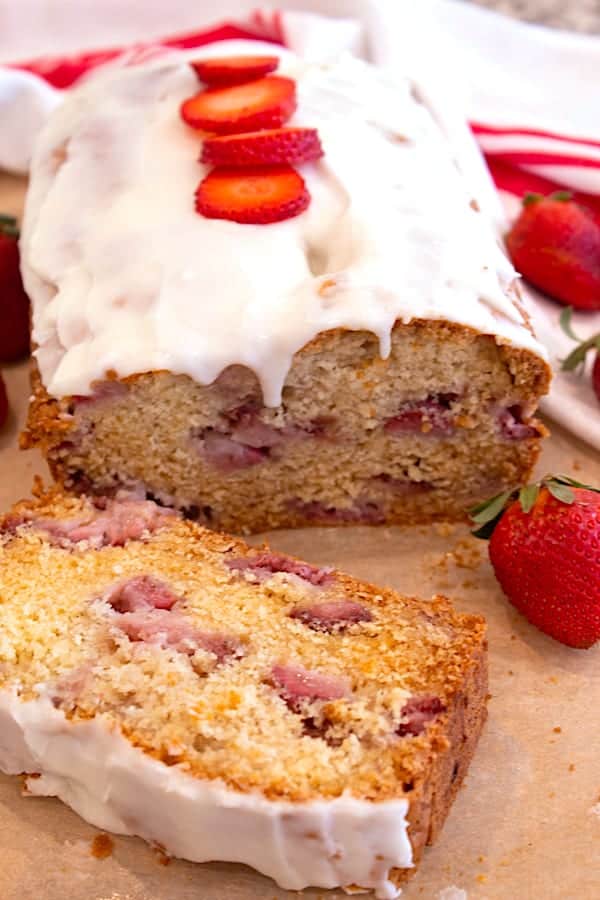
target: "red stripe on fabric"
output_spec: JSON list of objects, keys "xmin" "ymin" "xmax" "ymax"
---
[
  {"xmin": 486, "ymin": 158, "xmax": 600, "ymax": 219},
  {"xmin": 11, "ymin": 22, "xmax": 282, "ymax": 88},
  {"xmin": 482, "ymin": 150, "xmax": 600, "ymax": 169},
  {"xmin": 274, "ymin": 9, "xmax": 288, "ymax": 45},
  {"xmin": 471, "ymin": 121, "xmax": 600, "ymax": 152}
]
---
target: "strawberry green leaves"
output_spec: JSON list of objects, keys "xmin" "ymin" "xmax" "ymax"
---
[
  {"xmin": 518, "ymin": 483, "xmax": 540, "ymax": 513},
  {"xmin": 470, "ymin": 490, "xmax": 515, "ymax": 539},
  {"xmin": 0, "ymin": 213, "xmax": 18, "ymax": 239},
  {"xmin": 469, "ymin": 475, "xmax": 600, "ymax": 539},
  {"xmin": 560, "ymin": 307, "xmax": 600, "ymax": 373},
  {"xmin": 522, "ymin": 190, "xmax": 571, "ymax": 207}
]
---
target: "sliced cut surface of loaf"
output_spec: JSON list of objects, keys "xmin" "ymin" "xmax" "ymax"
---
[
  {"xmin": 0, "ymin": 490, "xmax": 487, "ymax": 898},
  {"xmin": 24, "ymin": 320, "xmax": 550, "ymax": 534}
]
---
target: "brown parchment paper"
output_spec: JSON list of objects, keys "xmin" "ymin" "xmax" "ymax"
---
[{"xmin": 0, "ymin": 172, "xmax": 598, "ymax": 900}]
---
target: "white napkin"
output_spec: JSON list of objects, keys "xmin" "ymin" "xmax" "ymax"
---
[{"xmin": 1, "ymin": 0, "xmax": 599, "ymax": 448}]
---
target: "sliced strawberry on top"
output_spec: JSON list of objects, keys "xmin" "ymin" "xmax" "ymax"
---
[
  {"xmin": 201, "ymin": 127, "xmax": 323, "ymax": 167},
  {"xmin": 191, "ymin": 55, "xmax": 279, "ymax": 86},
  {"xmin": 195, "ymin": 165, "xmax": 310, "ymax": 225},
  {"xmin": 181, "ymin": 76, "xmax": 296, "ymax": 135}
]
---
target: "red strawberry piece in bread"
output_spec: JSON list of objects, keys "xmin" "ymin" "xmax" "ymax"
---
[
  {"xmin": 201, "ymin": 127, "xmax": 323, "ymax": 167},
  {"xmin": 191, "ymin": 55, "xmax": 279, "ymax": 86},
  {"xmin": 560, "ymin": 306, "xmax": 600, "ymax": 405},
  {"xmin": 0, "ymin": 373, "xmax": 8, "ymax": 429},
  {"xmin": 506, "ymin": 192, "xmax": 600, "ymax": 310},
  {"xmin": 181, "ymin": 76, "xmax": 296, "ymax": 134},
  {"xmin": 0, "ymin": 215, "xmax": 30, "ymax": 362},
  {"xmin": 195, "ymin": 165, "xmax": 309, "ymax": 225},
  {"xmin": 471, "ymin": 476, "xmax": 600, "ymax": 648}
]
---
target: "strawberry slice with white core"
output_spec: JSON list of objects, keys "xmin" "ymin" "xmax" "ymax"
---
[
  {"xmin": 191, "ymin": 55, "xmax": 279, "ymax": 86},
  {"xmin": 181, "ymin": 76, "xmax": 296, "ymax": 134},
  {"xmin": 201, "ymin": 127, "xmax": 323, "ymax": 167},
  {"xmin": 195, "ymin": 165, "xmax": 310, "ymax": 225}
]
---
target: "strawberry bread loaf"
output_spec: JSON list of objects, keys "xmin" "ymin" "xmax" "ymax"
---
[
  {"xmin": 0, "ymin": 488, "xmax": 487, "ymax": 897},
  {"xmin": 20, "ymin": 42, "xmax": 551, "ymax": 533}
]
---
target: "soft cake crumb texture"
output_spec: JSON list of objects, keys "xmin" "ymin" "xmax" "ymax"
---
[{"xmin": 0, "ymin": 491, "xmax": 485, "ymax": 804}]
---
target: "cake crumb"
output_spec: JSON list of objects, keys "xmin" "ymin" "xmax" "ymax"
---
[
  {"xmin": 477, "ymin": 855, "xmax": 486, "ymax": 863},
  {"xmin": 476, "ymin": 874, "xmax": 487, "ymax": 884},
  {"xmin": 569, "ymin": 763, "xmax": 576, "ymax": 772},
  {"xmin": 438, "ymin": 887, "xmax": 468, "ymax": 900},
  {"xmin": 153, "ymin": 847, "xmax": 171, "ymax": 866},
  {"xmin": 548, "ymin": 791, "xmax": 556, "ymax": 798},
  {"xmin": 449, "ymin": 539, "xmax": 482, "ymax": 570},
  {"xmin": 553, "ymin": 726, "xmax": 562, "ymax": 734},
  {"xmin": 433, "ymin": 522, "xmax": 456, "ymax": 538},
  {"xmin": 573, "ymin": 460, "xmax": 582, "ymax": 472},
  {"xmin": 91, "ymin": 833, "xmax": 114, "ymax": 859}
]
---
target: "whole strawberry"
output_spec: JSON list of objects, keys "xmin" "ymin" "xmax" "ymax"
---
[
  {"xmin": 0, "ymin": 214, "xmax": 30, "ymax": 361},
  {"xmin": 0, "ymin": 373, "xmax": 8, "ymax": 429},
  {"xmin": 560, "ymin": 306, "xmax": 600, "ymax": 405},
  {"xmin": 471, "ymin": 476, "xmax": 600, "ymax": 648},
  {"xmin": 506, "ymin": 192, "xmax": 600, "ymax": 310}
]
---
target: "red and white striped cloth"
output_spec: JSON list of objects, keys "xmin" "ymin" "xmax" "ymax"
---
[
  {"xmin": 4, "ymin": 3, "xmax": 600, "ymax": 216},
  {"xmin": 1, "ymin": 0, "xmax": 599, "ymax": 447}
]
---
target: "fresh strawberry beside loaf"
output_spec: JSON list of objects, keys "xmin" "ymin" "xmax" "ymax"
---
[
  {"xmin": 20, "ymin": 43, "xmax": 551, "ymax": 533},
  {"xmin": 0, "ymin": 488, "xmax": 487, "ymax": 897}
]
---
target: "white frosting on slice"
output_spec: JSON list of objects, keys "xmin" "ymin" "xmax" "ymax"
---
[
  {"xmin": 21, "ymin": 41, "xmax": 547, "ymax": 405},
  {"xmin": 0, "ymin": 689, "xmax": 412, "ymax": 898}
]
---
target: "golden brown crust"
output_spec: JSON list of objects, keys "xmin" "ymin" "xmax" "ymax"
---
[{"xmin": 394, "ymin": 638, "xmax": 488, "ymax": 885}]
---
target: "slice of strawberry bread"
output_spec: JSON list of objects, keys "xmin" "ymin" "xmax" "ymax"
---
[
  {"xmin": 20, "ymin": 44, "xmax": 551, "ymax": 533},
  {"xmin": 0, "ymin": 489, "xmax": 487, "ymax": 898}
]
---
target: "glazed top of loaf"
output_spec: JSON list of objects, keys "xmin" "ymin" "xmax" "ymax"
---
[{"xmin": 21, "ymin": 40, "xmax": 548, "ymax": 405}]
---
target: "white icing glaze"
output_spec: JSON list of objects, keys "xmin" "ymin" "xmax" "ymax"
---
[
  {"xmin": 21, "ymin": 40, "xmax": 547, "ymax": 406},
  {"xmin": 0, "ymin": 688, "xmax": 412, "ymax": 898}
]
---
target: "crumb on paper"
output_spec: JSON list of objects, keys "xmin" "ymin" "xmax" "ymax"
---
[
  {"xmin": 553, "ymin": 726, "xmax": 562, "ymax": 734},
  {"xmin": 91, "ymin": 832, "xmax": 114, "ymax": 859},
  {"xmin": 573, "ymin": 460, "xmax": 582, "ymax": 471},
  {"xmin": 433, "ymin": 522, "xmax": 457, "ymax": 538},
  {"xmin": 477, "ymin": 855, "xmax": 486, "ymax": 863},
  {"xmin": 449, "ymin": 539, "xmax": 483, "ymax": 570},
  {"xmin": 507, "ymin": 669, "xmax": 514, "ymax": 676},
  {"xmin": 153, "ymin": 846, "xmax": 171, "ymax": 866},
  {"xmin": 569, "ymin": 763, "xmax": 576, "ymax": 772},
  {"xmin": 476, "ymin": 874, "xmax": 487, "ymax": 884},
  {"xmin": 548, "ymin": 676, "xmax": 559, "ymax": 684},
  {"xmin": 548, "ymin": 791, "xmax": 556, "ymax": 798},
  {"xmin": 438, "ymin": 888, "xmax": 468, "ymax": 900}
]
